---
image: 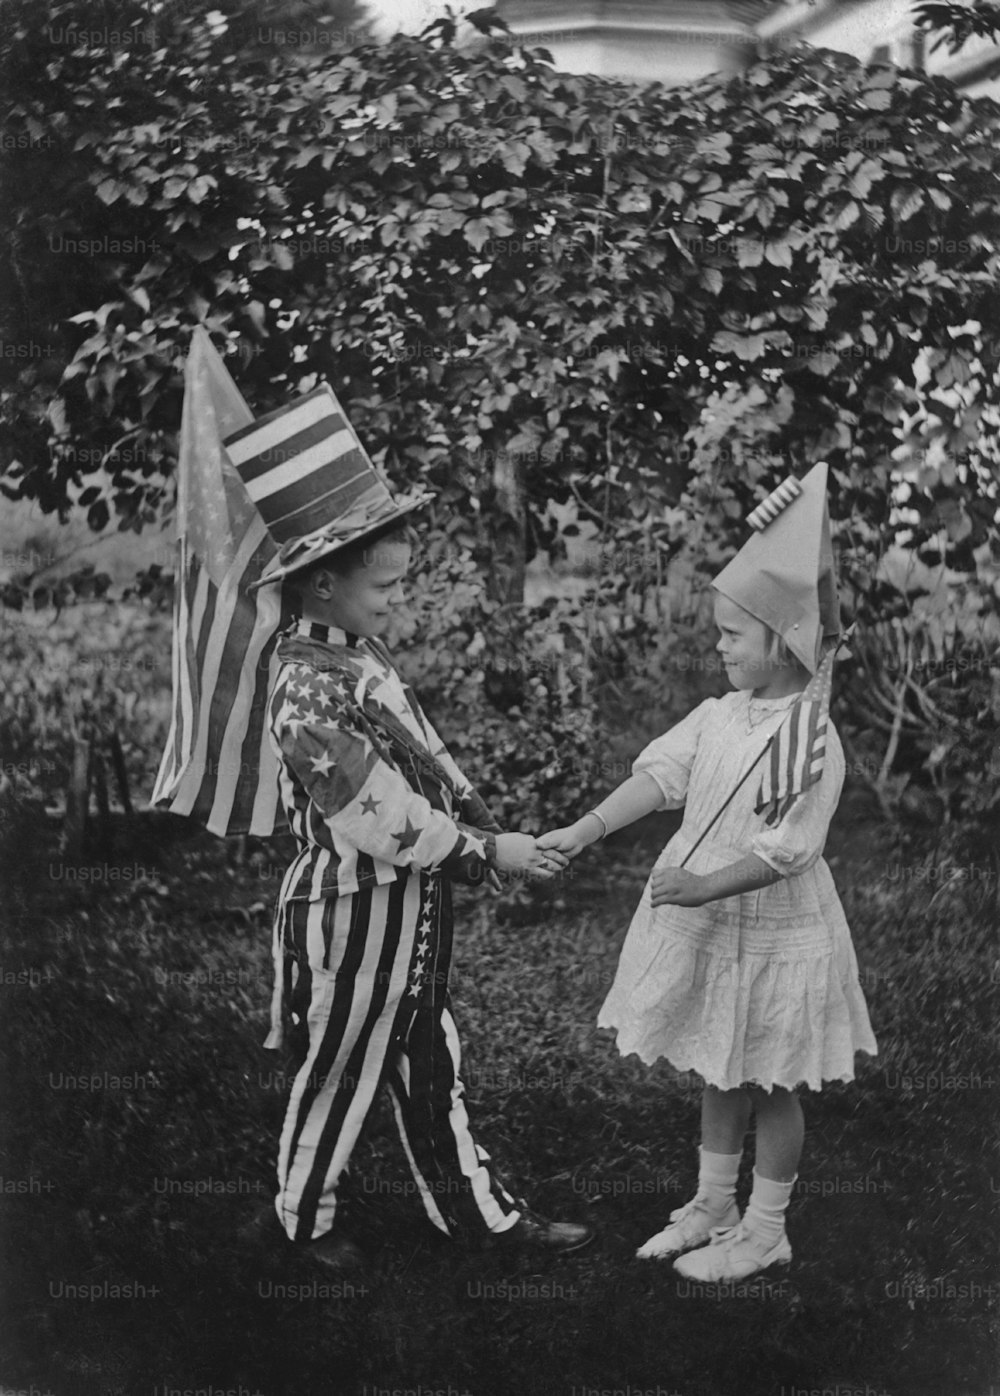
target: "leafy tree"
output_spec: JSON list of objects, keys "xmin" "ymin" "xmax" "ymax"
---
[
  {"xmin": 1, "ymin": 1, "xmax": 997, "ymax": 829},
  {"xmin": 912, "ymin": 1, "xmax": 1000, "ymax": 53}
]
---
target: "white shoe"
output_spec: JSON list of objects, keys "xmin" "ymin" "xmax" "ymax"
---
[
  {"xmin": 672, "ymin": 1220, "xmax": 791, "ymax": 1282},
  {"xmin": 635, "ymin": 1194, "xmax": 739, "ymax": 1260}
]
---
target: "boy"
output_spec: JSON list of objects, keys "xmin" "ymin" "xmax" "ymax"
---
[{"xmin": 229, "ymin": 390, "xmax": 593, "ymax": 1270}]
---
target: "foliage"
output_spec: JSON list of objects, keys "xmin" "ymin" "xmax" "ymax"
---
[
  {"xmin": 2, "ymin": 0, "xmax": 999, "ymax": 835},
  {"xmin": 0, "ymin": 601, "xmax": 172, "ymax": 816},
  {"xmin": 913, "ymin": 1, "xmax": 1000, "ymax": 53},
  {"xmin": 2, "ymin": 0, "xmax": 999, "ymax": 586}
]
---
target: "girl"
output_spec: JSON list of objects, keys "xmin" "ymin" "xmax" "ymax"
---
[{"xmin": 539, "ymin": 466, "xmax": 877, "ymax": 1283}]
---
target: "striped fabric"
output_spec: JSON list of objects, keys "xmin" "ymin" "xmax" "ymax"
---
[
  {"xmin": 755, "ymin": 642, "xmax": 836, "ymax": 827},
  {"xmin": 275, "ymin": 873, "xmax": 519, "ymax": 1242},
  {"xmin": 151, "ymin": 328, "xmax": 292, "ymax": 837},
  {"xmin": 747, "ymin": 475, "xmax": 803, "ymax": 533},
  {"xmin": 224, "ymin": 384, "xmax": 392, "ymax": 543}
]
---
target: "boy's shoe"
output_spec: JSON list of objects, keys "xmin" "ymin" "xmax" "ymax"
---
[
  {"xmin": 672, "ymin": 1221, "xmax": 791, "ymax": 1282},
  {"xmin": 489, "ymin": 1208, "xmax": 595, "ymax": 1255},
  {"xmin": 301, "ymin": 1227, "xmax": 370, "ymax": 1276},
  {"xmin": 635, "ymin": 1194, "xmax": 739, "ymax": 1260}
]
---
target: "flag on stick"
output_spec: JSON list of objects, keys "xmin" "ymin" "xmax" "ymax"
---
[
  {"xmin": 754, "ymin": 640, "xmax": 837, "ymax": 827},
  {"xmin": 151, "ymin": 328, "xmax": 292, "ymax": 836}
]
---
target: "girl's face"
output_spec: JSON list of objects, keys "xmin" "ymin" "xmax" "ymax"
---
[{"xmin": 713, "ymin": 594, "xmax": 784, "ymax": 695}]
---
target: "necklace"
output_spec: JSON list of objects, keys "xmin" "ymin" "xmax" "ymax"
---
[{"xmin": 744, "ymin": 691, "xmax": 793, "ymax": 734}]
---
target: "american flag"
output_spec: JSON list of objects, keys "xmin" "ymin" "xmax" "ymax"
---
[
  {"xmin": 755, "ymin": 642, "xmax": 837, "ymax": 827},
  {"xmin": 151, "ymin": 328, "xmax": 292, "ymax": 836}
]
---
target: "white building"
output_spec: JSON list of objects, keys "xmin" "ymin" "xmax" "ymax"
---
[{"xmin": 495, "ymin": 0, "xmax": 1000, "ymax": 98}]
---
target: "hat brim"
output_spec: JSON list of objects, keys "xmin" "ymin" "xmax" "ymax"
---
[{"xmin": 248, "ymin": 495, "xmax": 430, "ymax": 591}]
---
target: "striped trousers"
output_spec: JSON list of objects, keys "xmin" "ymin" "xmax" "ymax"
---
[{"xmin": 272, "ymin": 870, "xmax": 520, "ymax": 1243}]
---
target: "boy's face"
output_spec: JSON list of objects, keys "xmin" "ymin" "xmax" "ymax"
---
[
  {"xmin": 304, "ymin": 539, "xmax": 411, "ymax": 638},
  {"xmin": 713, "ymin": 594, "xmax": 782, "ymax": 693}
]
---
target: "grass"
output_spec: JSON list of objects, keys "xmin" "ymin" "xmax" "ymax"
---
[{"xmin": 0, "ymin": 791, "xmax": 996, "ymax": 1396}]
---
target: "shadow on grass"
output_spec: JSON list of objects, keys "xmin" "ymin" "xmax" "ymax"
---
[{"xmin": 0, "ymin": 793, "xmax": 996, "ymax": 1396}]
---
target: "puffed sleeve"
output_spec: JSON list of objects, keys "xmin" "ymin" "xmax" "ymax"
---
[
  {"xmin": 632, "ymin": 699, "xmax": 715, "ymax": 809},
  {"xmin": 751, "ymin": 723, "xmax": 845, "ymax": 875}
]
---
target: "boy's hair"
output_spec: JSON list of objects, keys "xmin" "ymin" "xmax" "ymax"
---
[{"xmin": 284, "ymin": 520, "xmax": 417, "ymax": 599}]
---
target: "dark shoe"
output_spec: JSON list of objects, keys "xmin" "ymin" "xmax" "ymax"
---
[
  {"xmin": 491, "ymin": 1208, "xmax": 596, "ymax": 1255},
  {"xmin": 300, "ymin": 1228, "xmax": 370, "ymax": 1275}
]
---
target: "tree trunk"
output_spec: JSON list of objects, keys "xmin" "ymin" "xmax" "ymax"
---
[{"xmin": 487, "ymin": 447, "xmax": 526, "ymax": 606}]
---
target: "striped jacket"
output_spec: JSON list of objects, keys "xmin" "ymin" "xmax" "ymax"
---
[{"xmin": 267, "ymin": 620, "xmax": 501, "ymax": 901}]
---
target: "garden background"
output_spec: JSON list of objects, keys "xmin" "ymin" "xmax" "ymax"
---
[{"xmin": 1, "ymin": 2, "xmax": 998, "ymax": 1393}]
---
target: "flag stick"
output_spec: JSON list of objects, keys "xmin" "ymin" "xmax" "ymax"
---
[
  {"xmin": 679, "ymin": 735, "xmax": 775, "ymax": 869},
  {"xmin": 678, "ymin": 626, "xmax": 854, "ymax": 870}
]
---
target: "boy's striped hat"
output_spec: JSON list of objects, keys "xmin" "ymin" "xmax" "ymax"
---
[{"xmin": 224, "ymin": 384, "xmax": 430, "ymax": 588}]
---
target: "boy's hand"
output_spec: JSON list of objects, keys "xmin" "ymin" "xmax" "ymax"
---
[
  {"xmin": 650, "ymin": 866, "xmax": 707, "ymax": 908},
  {"xmin": 495, "ymin": 833, "xmax": 567, "ymax": 879},
  {"xmin": 537, "ymin": 821, "xmax": 594, "ymax": 861}
]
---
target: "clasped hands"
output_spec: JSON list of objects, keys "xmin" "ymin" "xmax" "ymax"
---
[
  {"xmin": 493, "ymin": 832, "xmax": 569, "ymax": 882},
  {"xmin": 534, "ymin": 817, "xmax": 708, "ymax": 907}
]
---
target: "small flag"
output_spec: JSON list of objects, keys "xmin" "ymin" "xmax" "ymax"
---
[
  {"xmin": 151, "ymin": 328, "xmax": 293, "ymax": 836},
  {"xmin": 755, "ymin": 642, "xmax": 836, "ymax": 827}
]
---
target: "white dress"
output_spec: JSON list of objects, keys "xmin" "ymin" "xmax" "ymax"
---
[{"xmin": 597, "ymin": 691, "xmax": 878, "ymax": 1092}]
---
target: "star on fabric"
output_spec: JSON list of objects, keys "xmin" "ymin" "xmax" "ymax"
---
[
  {"xmin": 297, "ymin": 679, "xmax": 317, "ymax": 704},
  {"xmin": 359, "ymin": 794, "xmax": 381, "ymax": 816},
  {"xmin": 391, "ymin": 817, "xmax": 423, "ymax": 852},
  {"xmin": 309, "ymin": 751, "xmax": 335, "ymax": 777},
  {"xmin": 281, "ymin": 703, "xmax": 309, "ymax": 739},
  {"xmin": 460, "ymin": 831, "xmax": 487, "ymax": 861}
]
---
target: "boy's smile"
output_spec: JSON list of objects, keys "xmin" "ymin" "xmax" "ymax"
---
[{"xmin": 301, "ymin": 539, "xmax": 411, "ymax": 637}]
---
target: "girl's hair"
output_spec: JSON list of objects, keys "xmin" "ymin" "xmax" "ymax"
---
[
  {"xmin": 763, "ymin": 627, "xmax": 794, "ymax": 667},
  {"xmin": 285, "ymin": 520, "xmax": 417, "ymax": 598}
]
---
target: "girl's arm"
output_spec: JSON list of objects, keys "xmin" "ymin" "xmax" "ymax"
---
[
  {"xmin": 651, "ymin": 853, "xmax": 782, "ymax": 908},
  {"xmin": 537, "ymin": 772, "xmax": 664, "ymax": 857}
]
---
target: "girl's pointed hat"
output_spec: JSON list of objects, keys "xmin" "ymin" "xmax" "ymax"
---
[{"xmin": 711, "ymin": 461, "xmax": 840, "ymax": 675}]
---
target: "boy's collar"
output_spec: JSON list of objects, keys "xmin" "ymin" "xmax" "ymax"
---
[{"xmin": 293, "ymin": 618, "xmax": 362, "ymax": 649}]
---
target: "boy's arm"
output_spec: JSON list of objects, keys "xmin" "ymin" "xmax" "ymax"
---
[{"xmin": 276, "ymin": 708, "xmax": 497, "ymax": 886}]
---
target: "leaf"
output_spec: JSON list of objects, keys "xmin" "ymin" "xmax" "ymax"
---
[
  {"xmin": 832, "ymin": 199, "xmax": 861, "ymax": 231},
  {"xmin": 95, "ymin": 178, "xmax": 126, "ymax": 205},
  {"xmin": 710, "ymin": 331, "xmax": 767, "ymax": 361},
  {"xmin": 891, "ymin": 184, "xmax": 924, "ymax": 222},
  {"xmin": 700, "ymin": 267, "xmax": 723, "ymax": 295},
  {"xmin": 736, "ymin": 238, "xmax": 764, "ymax": 268},
  {"xmin": 862, "ymin": 88, "xmax": 893, "ymax": 111},
  {"xmin": 764, "ymin": 240, "xmax": 792, "ymax": 268}
]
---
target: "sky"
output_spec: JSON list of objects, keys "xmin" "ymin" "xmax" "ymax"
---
[{"xmin": 366, "ymin": 0, "xmax": 477, "ymax": 38}]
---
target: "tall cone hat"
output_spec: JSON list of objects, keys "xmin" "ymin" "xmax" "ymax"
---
[{"xmin": 711, "ymin": 461, "xmax": 840, "ymax": 675}]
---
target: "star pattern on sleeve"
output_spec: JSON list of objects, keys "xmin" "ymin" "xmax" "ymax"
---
[
  {"xmin": 360, "ymin": 794, "xmax": 381, "ymax": 816},
  {"xmin": 391, "ymin": 816, "xmax": 423, "ymax": 852},
  {"xmin": 309, "ymin": 751, "xmax": 335, "ymax": 777}
]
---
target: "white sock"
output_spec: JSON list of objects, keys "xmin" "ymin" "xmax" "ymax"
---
[
  {"xmin": 744, "ymin": 1169, "xmax": 795, "ymax": 1249},
  {"xmin": 697, "ymin": 1148, "xmax": 742, "ymax": 1223}
]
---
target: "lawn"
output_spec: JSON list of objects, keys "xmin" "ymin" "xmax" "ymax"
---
[{"xmin": 0, "ymin": 789, "xmax": 996, "ymax": 1396}]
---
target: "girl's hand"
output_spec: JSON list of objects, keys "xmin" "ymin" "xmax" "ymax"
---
[
  {"xmin": 495, "ymin": 833, "xmax": 567, "ymax": 879},
  {"xmin": 537, "ymin": 822, "xmax": 592, "ymax": 860},
  {"xmin": 650, "ymin": 866, "xmax": 707, "ymax": 908}
]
